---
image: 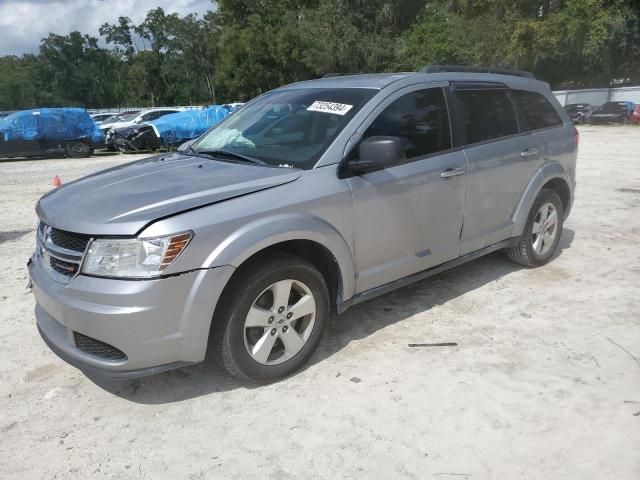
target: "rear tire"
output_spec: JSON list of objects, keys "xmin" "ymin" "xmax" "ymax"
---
[
  {"xmin": 66, "ymin": 141, "xmax": 91, "ymax": 158},
  {"xmin": 211, "ymin": 253, "xmax": 329, "ymax": 383},
  {"xmin": 507, "ymin": 188, "xmax": 564, "ymax": 267}
]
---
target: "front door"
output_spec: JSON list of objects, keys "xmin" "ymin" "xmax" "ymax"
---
[{"xmin": 346, "ymin": 85, "xmax": 467, "ymax": 293}]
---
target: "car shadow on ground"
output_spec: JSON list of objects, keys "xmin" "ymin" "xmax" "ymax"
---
[{"xmin": 91, "ymin": 228, "xmax": 575, "ymax": 404}]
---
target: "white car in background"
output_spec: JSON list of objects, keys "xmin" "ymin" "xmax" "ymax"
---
[
  {"xmin": 90, "ymin": 112, "xmax": 120, "ymax": 124},
  {"xmin": 101, "ymin": 108, "xmax": 185, "ymax": 149}
]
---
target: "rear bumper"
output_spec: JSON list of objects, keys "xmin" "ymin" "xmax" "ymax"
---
[{"xmin": 29, "ymin": 255, "xmax": 235, "ymax": 379}]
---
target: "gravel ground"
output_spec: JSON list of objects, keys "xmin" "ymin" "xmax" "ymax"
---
[{"xmin": 0, "ymin": 128, "xmax": 639, "ymax": 479}]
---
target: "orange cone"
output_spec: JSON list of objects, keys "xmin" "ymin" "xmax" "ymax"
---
[{"xmin": 52, "ymin": 175, "xmax": 62, "ymax": 187}]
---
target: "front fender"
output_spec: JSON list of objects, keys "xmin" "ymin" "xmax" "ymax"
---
[
  {"xmin": 511, "ymin": 161, "xmax": 572, "ymax": 237},
  {"xmin": 203, "ymin": 213, "xmax": 356, "ymax": 302}
]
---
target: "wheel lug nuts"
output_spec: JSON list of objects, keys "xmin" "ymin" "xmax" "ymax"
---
[
  {"xmin": 278, "ymin": 306, "xmax": 285, "ymax": 314},
  {"xmin": 282, "ymin": 326, "xmax": 288, "ymax": 333},
  {"xmin": 286, "ymin": 312, "xmax": 293, "ymax": 319},
  {"xmin": 268, "ymin": 316, "xmax": 274, "ymax": 324},
  {"xmin": 270, "ymin": 328, "xmax": 277, "ymax": 336}
]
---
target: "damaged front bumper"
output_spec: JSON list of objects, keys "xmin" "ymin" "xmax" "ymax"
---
[{"xmin": 28, "ymin": 252, "xmax": 235, "ymax": 379}]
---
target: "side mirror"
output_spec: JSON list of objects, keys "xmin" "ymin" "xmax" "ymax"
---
[
  {"xmin": 177, "ymin": 139, "xmax": 196, "ymax": 152},
  {"xmin": 349, "ymin": 136, "xmax": 405, "ymax": 174}
]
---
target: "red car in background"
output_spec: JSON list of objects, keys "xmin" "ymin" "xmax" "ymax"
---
[{"xmin": 631, "ymin": 105, "xmax": 640, "ymax": 124}]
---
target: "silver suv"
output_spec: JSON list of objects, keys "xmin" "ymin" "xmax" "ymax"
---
[{"xmin": 29, "ymin": 66, "xmax": 577, "ymax": 382}]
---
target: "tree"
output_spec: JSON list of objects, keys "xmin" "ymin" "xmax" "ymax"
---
[
  {"xmin": 0, "ymin": 55, "xmax": 40, "ymax": 109},
  {"xmin": 37, "ymin": 31, "xmax": 120, "ymax": 107},
  {"xmin": 166, "ymin": 12, "xmax": 222, "ymax": 103},
  {"xmin": 99, "ymin": 17, "xmax": 137, "ymax": 60},
  {"xmin": 214, "ymin": 0, "xmax": 315, "ymax": 100},
  {"xmin": 0, "ymin": 0, "xmax": 638, "ymax": 109}
]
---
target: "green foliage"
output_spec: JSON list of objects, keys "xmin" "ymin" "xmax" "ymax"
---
[
  {"xmin": 0, "ymin": 55, "xmax": 40, "ymax": 109},
  {"xmin": 0, "ymin": 0, "xmax": 638, "ymax": 109},
  {"xmin": 402, "ymin": 0, "xmax": 640, "ymax": 88}
]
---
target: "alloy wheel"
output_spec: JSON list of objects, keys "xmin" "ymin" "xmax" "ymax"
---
[
  {"xmin": 531, "ymin": 202, "xmax": 559, "ymax": 256},
  {"xmin": 243, "ymin": 279, "xmax": 316, "ymax": 365}
]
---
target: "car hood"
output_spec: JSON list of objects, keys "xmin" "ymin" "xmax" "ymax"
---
[{"xmin": 37, "ymin": 153, "xmax": 303, "ymax": 235}]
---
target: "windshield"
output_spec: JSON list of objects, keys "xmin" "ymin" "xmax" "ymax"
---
[
  {"xmin": 115, "ymin": 112, "xmax": 140, "ymax": 122},
  {"xmin": 596, "ymin": 103, "xmax": 627, "ymax": 114},
  {"xmin": 192, "ymin": 88, "xmax": 377, "ymax": 169}
]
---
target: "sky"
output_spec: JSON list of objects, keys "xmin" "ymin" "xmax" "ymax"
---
[{"xmin": 0, "ymin": 0, "xmax": 214, "ymax": 56}]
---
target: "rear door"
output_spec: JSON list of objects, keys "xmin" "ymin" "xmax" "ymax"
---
[
  {"xmin": 453, "ymin": 85, "xmax": 542, "ymax": 254},
  {"xmin": 511, "ymin": 89, "xmax": 569, "ymax": 179},
  {"xmin": 347, "ymin": 84, "xmax": 468, "ymax": 293}
]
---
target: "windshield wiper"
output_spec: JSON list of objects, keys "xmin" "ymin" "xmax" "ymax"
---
[{"xmin": 193, "ymin": 149, "xmax": 267, "ymax": 166}]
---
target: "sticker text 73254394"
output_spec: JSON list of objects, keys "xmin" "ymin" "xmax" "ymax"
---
[{"xmin": 307, "ymin": 101, "xmax": 353, "ymax": 116}]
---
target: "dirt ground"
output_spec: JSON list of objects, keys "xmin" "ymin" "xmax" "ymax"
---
[{"xmin": 0, "ymin": 128, "xmax": 638, "ymax": 479}]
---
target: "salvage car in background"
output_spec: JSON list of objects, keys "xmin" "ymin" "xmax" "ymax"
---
[
  {"xmin": 112, "ymin": 105, "xmax": 238, "ymax": 152},
  {"xmin": 101, "ymin": 108, "xmax": 183, "ymax": 149},
  {"xmin": 0, "ymin": 108, "xmax": 103, "ymax": 159},
  {"xmin": 589, "ymin": 101, "xmax": 635, "ymax": 124},
  {"xmin": 564, "ymin": 103, "xmax": 592, "ymax": 124}
]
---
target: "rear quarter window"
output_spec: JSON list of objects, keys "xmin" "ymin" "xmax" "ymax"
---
[{"xmin": 513, "ymin": 90, "xmax": 563, "ymax": 130}]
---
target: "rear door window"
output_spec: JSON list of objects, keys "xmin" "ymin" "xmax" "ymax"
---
[
  {"xmin": 362, "ymin": 87, "xmax": 451, "ymax": 160},
  {"xmin": 454, "ymin": 89, "xmax": 518, "ymax": 144},
  {"xmin": 512, "ymin": 90, "xmax": 563, "ymax": 130}
]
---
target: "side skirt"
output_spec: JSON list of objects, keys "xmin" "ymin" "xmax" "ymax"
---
[{"xmin": 337, "ymin": 237, "xmax": 519, "ymax": 314}]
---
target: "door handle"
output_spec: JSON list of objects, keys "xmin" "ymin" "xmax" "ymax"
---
[
  {"xmin": 440, "ymin": 167, "xmax": 465, "ymax": 179},
  {"xmin": 520, "ymin": 148, "xmax": 538, "ymax": 158}
]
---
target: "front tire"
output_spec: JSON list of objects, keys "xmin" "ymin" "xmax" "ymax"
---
[
  {"xmin": 507, "ymin": 188, "xmax": 564, "ymax": 267},
  {"xmin": 212, "ymin": 253, "xmax": 329, "ymax": 383}
]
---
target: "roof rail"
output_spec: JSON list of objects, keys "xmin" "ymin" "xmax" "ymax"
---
[
  {"xmin": 420, "ymin": 65, "xmax": 535, "ymax": 79},
  {"xmin": 321, "ymin": 72, "xmax": 362, "ymax": 78}
]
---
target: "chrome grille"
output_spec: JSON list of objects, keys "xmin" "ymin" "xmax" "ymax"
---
[
  {"xmin": 49, "ymin": 256, "xmax": 80, "ymax": 276},
  {"xmin": 49, "ymin": 228, "xmax": 91, "ymax": 253},
  {"xmin": 73, "ymin": 332, "xmax": 127, "ymax": 361},
  {"xmin": 37, "ymin": 221, "xmax": 90, "ymax": 283}
]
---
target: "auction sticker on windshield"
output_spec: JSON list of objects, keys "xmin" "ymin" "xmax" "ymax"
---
[{"xmin": 307, "ymin": 101, "xmax": 353, "ymax": 115}]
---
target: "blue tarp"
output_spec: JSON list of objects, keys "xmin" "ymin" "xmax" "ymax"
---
[
  {"xmin": 0, "ymin": 108, "xmax": 103, "ymax": 144},
  {"xmin": 149, "ymin": 106, "xmax": 233, "ymax": 145}
]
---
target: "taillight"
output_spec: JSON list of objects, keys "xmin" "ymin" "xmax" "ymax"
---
[{"xmin": 573, "ymin": 127, "xmax": 579, "ymax": 147}]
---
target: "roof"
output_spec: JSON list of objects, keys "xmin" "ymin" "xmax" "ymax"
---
[
  {"xmin": 280, "ymin": 73, "xmax": 414, "ymax": 90},
  {"xmin": 279, "ymin": 71, "xmax": 547, "ymax": 91}
]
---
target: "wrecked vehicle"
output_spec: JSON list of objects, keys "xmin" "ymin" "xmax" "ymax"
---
[
  {"xmin": 101, "ymin": 108, "xmax": 182, "ymax": 150},
  {"xmin": 0, "ymin": 108, "xmax": 103, "ymax": 159},
  {"xmin": 111, "ymin": 105, "xmax": 237, "ymax": 152},
  {"xmin": 589, "ymin": 101, "xmax": 635, "ymax": 124},
  {"xmin": 563, "ymin": 103, "xmax": 593, "ymax": 124}
]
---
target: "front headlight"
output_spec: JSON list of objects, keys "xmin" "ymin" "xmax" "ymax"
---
[{"xmin": 82, "ymin": 232, "xmax": 192, "ymax": 278}]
